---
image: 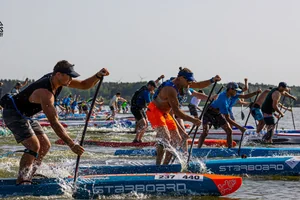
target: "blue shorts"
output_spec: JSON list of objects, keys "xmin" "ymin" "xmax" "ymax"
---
[{"xmin": 251, "ymin": 106, "xmax": 263, "ymax": 121}]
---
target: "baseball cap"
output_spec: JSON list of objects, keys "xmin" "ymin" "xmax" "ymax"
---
[
  {"xmin": 147, "ymin": 80, "xmax": 157, "ymax": 88},
  {"xmin": 227, "ymin": 82, "xmax": 242, "ymax": 92},
  {"xmin": 53, "ymin": 60, "xmax": 80, "ymax": 78},
  {"xmin": 278, "ymin": 82, "xmax": 287, "ymax": 88},
  {"xmin": 178, "ymin": 70, "xmax": 196, "ymax": 82}
]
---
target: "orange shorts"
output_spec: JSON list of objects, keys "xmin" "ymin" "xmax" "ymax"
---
[{"xmin": 146, "ymin": 102, "xmax": 177, "ymax": 131}]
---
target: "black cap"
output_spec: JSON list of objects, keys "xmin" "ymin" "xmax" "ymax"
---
[
  {"xmin": 278, "ymin": 82, "xmax": 287, "ymax": 88},
  {"xmin": 53, "ymin": 60, "xmax": 80, "ymax": 78},
  {"xmin": 147, "ymin": 80, "xmax": 157, "ymax": 88}
]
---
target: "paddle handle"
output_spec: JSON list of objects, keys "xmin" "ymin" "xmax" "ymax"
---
[{"xmin": 73, "ymin": 77, "xmax": 104, "ymax": 184}]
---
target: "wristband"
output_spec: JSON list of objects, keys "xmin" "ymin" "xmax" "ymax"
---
[
  {"xmin": 95, "ymin": 73, "xmax": 102, "ymax": 79},
  {"xmin": 70, "ymin": 143, "xmax": 76, "ymax": 149},
  {"xmin": 210, "ymin": 77, "xmax": 214, "ymax": 83}
]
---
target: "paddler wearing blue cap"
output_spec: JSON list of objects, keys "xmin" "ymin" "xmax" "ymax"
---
[
  {"xmin": 261, "ymin": 82, "xmax": 297, "ymax": 143},
  {"xmin": 131, "ymin": 75, "xmax": 164, "ymax": 143},
  {"xmin": 147, "ymin": 67, "xmax": 221, "ymax": 165},
  {"xmin": 198, "ymin": 82, "xmax": 262, "ymax": 148},
  {"xmin": 0, "ymin": 60, "xmax": 110, "ymax": 185}
]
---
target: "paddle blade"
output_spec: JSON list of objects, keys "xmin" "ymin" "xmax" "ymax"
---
[{"xmin": 241, "ymin": 111, "xmax": 245, "ymax": 120}]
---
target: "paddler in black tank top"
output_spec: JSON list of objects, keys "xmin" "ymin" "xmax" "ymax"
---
[
  {"xmin": 261, "ymin": 82, "xmax": 297, "ymax": 143},
  {"xmin": 0, "ymin": 60, "xmax": 110, "ymax": 185}
]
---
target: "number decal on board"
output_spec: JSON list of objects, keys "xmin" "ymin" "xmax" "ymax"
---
[{"xmin": 155, "ymin": 174, "xmax": 203, "ymax": 181}]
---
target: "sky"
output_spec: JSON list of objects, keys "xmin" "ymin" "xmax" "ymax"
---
[{"xmin": 1, "ymin": 0, "xmax": 300, "ymax": 86}]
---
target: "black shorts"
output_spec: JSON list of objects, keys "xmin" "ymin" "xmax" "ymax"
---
[
  {"xmin": 188, "ymin": 104, "xmax": 198, "ymax": 117},
  {"xmin": 264, "ymin": 116, "xmax": 275, "ymax": 125},
  {"xmin": 109, "ymin": 106, "xmax": 115, "ymax": 111},
  {"xmin": 203, "ymin": 107, "xmax": 227, "ymax": 129},
  {"xmin": 131, "ymin": 107, "xmax": 147, "ymax": 121},
  {"xmin": 3, "ymin": 108, "xmax": 45, "ymax": 143}
]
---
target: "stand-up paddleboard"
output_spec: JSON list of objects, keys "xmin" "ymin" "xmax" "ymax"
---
[
  {"xmin": 0, "ymin": 173, "xmax": 242, "ymax": 198},
  {"xmin": 79, "ymin": 156, "xmax": 300, "ymax": 176},
  {"xmin": 55, "ymin": 139, "xmax": 237, "ymax": 147},
  {"xmin": 114, "ymin": 147, "xmax": 300, "ymax": 158}
]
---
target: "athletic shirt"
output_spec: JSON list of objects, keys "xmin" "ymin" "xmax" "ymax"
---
[
  {"xmin": 12, "ymin": 73, "xmax": 62, "ymax": 117},
  {"xmin": 153, "ymin": 80, "xmax": 178, "ymax": 100},
  {"xmin": 210, "ymin": 91, "xmax": 231, "ymax": 115},
  {"xmin": 131, "ymin": 86, "xmax": 151, "ymax": 109},
  {"xmin": 190, "ymin": 96, "xmax": 201, "ymax": 106},
  {"xmin": 261, "ymin": 88, "xmax": 278, "ymax": 114},
  {"xmin": 109, "ymin": 95, "xmax": 118, "ymax": 107},
  {"xmin": 228, "ymin": 91, "xmax": 242, "ymax": 109},
  {"xmin": 65, "ymin": 97, "xmax": 71, "ymax": 106}
]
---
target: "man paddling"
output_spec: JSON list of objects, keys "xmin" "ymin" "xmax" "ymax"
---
[
  {"xmin": 131, "ymin": 75, "xmax": 164, "ymax": 143},
  {"xmin": 0, "ymin": 60, "xmax": 109, "ymax": 184},
  {"xmin": 261, "ymin": 82, "xmax": 297, "ymax": 143},
  {"xmin": 198, "ymin": 82, "xmax": 262, "ymax": 148},
  {"xmin": 108, "ymin": 93, "xmax": 126, "ymax": 120},
  {"xmin": 146, "ymin": 67, "xmax": 220, "ymax": 165}
]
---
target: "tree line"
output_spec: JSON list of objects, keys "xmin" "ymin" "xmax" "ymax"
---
[{"xmin": 1, "ymin": 79, "xmax": 300, "ymax": 106}]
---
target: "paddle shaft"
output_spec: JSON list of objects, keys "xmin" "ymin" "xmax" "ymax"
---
[
  {"xmin": 73, "ymin": 77, "xmax": 104, "ymax": 184},
  {"xmin": 275, "ymin": 96, "xmax": 286, "ymax": 131},
  {"xmin": 237, "ymin": 92, "xmax": 259, "ymax": 156},
  {"xmin": 289, "ymin": 98, "xmax": 296, "ymax": 130},
  {"xmin": 187, "ymin": 82, "xmax": 218, "ymax": 163},
  {"xmin": 275, "ymin": 98, "xmax": 294, "ymax": 128}
]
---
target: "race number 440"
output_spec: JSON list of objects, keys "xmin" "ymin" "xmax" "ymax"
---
[{"xmin": 155, "ymin": 174, "xmax": 203, "ymax": 181}]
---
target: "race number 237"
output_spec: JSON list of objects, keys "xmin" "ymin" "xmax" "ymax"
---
[{"xmin": 157, "ymin": 175, "xmax": 175, "ymax": 179}]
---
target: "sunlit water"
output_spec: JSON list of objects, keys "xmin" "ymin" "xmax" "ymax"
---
[{"xmin": 0, "ymin": 107, "xmax": 300, "ymax": 199}]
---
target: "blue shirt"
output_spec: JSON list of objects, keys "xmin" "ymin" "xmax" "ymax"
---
[
  {"xmin": 65, "ymin": 97, "xmax": 71, "ymax": 106},
  {"xmin": 229, "ymin": 91, "xmax": 242, "ymax": 109},
  {"xmin": 210, "ymin": 91, "xmax": 231, "ymax": 115},
  {"xmin": 136, "ymin": 90, "xmax": 151, "ymax": 107}
]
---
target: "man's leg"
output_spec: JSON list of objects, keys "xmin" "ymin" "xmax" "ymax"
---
[
  {"xmin": 198, "ymin": 124, "xmax": 209, "ymax": 148},
  {"xmin": 256, "ymin": 120, "xmax": 265, "ymax": 136},
  {"xmin": 134, "ymin": 118, "xmax": 147, "ymax": 142},
  {"xmin": 155, "ymin": 126, "xmax": 170, "ymax": 165},
  {"xmin": 18, "ymin": 135, "xmax": 40, "ymax": 184},
  {"xmin": 30, "ymin": 131, "xmax": 51, "ymax": 178},
  {"xmin": 221, "ymin": 122, "xmax": 233, "ymax": 148}
]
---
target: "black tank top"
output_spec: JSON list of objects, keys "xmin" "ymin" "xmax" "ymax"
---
[
  {"xmin": 12, "ymin": 73, "xmax": 62, "ymax": 117},
  {"xmin": 261, "ymin": 88, "xmax": 278, "ymax": 114}
]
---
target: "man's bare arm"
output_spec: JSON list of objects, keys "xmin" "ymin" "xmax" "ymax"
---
[
  {"xmin": 224, "ymin": 114, "xmax": 245, "ymax": 131},
  {"xmin": 238, "ymin": 90, "xmax": 261, "ymax": 99},
  {"xmin": 37, "ymin": 89, "xmax": 75, "ymax": 148},
  {"xmin": 167, "ymin": 87, "xmax": 198, "ymax": 124},
  {"xmin": 69, "ymin": 68, "xmax": 109, "ymax": 90},
  {"xmin": 190, "ymin": 75, "xmax": 221, "ymax": 89},
  {"xmin": 272, "ymin": 92, "xmax": 284, "ymax": 117}
]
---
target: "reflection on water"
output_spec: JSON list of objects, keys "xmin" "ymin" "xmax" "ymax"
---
[{"xmin": 0, "ymin": 107, "xmax": 300, "ymax": 199}]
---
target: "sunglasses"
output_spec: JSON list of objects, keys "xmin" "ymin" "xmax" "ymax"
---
[{"xmin": 183, "ymin": 76, "xmax": 193, "ymax": 84}]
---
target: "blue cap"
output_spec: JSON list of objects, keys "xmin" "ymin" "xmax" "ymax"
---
[
  {"xmin": 278, "ymin": 82, "xmax": 287, "ymax": 88},
  {"xmin": 227, "ymin": 82, "xmax": 242, "ymax": 92},
  {"xmin": 178, "ymin": 71, "xmax": 196, "ymax": 82}
]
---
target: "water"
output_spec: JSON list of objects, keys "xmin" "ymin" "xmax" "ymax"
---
[{"xmin": 0, "ymin": 107, "xmax": 300, "ymax": 199}]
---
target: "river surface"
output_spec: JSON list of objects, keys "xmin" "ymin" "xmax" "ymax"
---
[{"xmin": 0, "ymin": 107, "xmax": 300, "ymax": 199}]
